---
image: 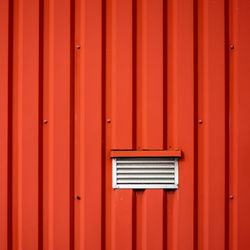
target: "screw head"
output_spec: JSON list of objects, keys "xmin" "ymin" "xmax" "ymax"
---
[
  {"xmin": 76, "ymin": 45, "xmax": 81, "ymax": 50},
  {"xmin": 44, "ymin": 120, "xmax": 48, "ymax": 124},
  {"xmin": 229, "ymin": 195, "xmax": 234, "ymax": 200},
  {"xmin": 76, "ymin": 196, "xmax": 81, "ymax": 200},
  {"xmin": 107, "ymin": 119, "xmax": 111, "ymax": 123},
  {"xmin": 198, "ymin": 120, "xmax": 203, "ymax": 124},
  {"xmin": 230, "ymin": 45, "xmax": 234, "ymax": 50}
]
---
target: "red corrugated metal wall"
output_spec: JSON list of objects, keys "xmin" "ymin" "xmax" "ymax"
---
[{"xmin": 0, "ymin": 0, "xmax": 250, "ymax": 249}]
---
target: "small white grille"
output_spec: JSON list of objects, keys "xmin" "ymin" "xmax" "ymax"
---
[{"xmin": 112, "ymin": 157, "xmax": 179, "ymax": 189}]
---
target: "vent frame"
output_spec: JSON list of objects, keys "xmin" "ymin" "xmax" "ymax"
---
[{"xmin": 112, "ymin": 157, "xmax": 179, "ymax": 189}]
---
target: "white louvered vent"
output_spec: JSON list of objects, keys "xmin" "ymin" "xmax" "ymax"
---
[{"xmin": 112, "ymin": 157, "xmax": 179, "ymax": 189}]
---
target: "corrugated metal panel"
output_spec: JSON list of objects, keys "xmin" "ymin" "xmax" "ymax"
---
[{"xmin": 0, "ymin": 0, "xmax": 250, "ymax": 249}]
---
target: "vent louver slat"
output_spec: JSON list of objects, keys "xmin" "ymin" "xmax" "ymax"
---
[
  {"xmin": 117, "ymin": 170, "xmax": 174, "ymax": 174},
  {"xmin": 112, "ymin": 157, "xmax": 179, "ymax": 189},
  {"xmin": 117, "ymin": 165, "xmax": 174, "ymax": 169},
  {"xmin": 117, "ymin": 174, "xmax": 174, "ymax": 178}
]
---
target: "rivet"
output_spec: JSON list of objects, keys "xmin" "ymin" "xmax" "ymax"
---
[
  {"xmin": 230, "ymin": 45, "xmax": 234, "ymax": 50},
  {"xmin": 198, "ymin": 120, "xmax": 203, "ymax": 124},
  {"xmin": 229, "ymin": 195, "xmax": 234, "ymax": 200},
  {"xmin": 76, "ymin": 45, "xmax": 81, "ymax": 50},
  {"xmin": 76, "ymin": 196, "xmax": 81, "ymax": 200},
  {"xmin": 44, "ymin": 120, "xmax": 48, "ymax": 124},
  {"xmin": 107, "ymin": 119, "xmax": 111, "ymax": 123}
]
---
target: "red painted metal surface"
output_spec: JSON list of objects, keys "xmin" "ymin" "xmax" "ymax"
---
[
  {"xmin": 110, "ymin": 150, "xmax": 181, "ymax": 158},
  {"xmin": 0, "ymin": 0, "xmax": 250, "ymax": 249}
]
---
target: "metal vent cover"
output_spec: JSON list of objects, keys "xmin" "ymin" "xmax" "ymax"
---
[{"xmin": 112, "ymin": 157, "xmax": 179, "ymax": 189}]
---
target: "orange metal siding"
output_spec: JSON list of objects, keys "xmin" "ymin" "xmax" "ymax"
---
[{"xmin": 0, "ymin": 0, "xmax": 250, "ymax": 250}]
